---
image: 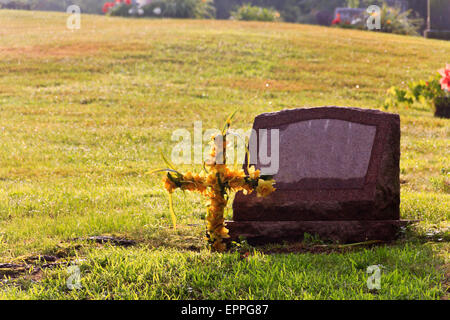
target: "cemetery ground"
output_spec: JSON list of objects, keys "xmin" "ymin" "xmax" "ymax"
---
[{"xmin": 0, "ymin": 10, "xmax": 449, "ymax": 300}]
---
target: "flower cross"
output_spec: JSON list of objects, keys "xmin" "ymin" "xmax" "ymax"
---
[{"xmin": 152, "ymin": 113, "xmax": 276, "ymax": 252}]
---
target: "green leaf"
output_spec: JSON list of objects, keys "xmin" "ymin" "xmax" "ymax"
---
[
  {"xmin": 146, "ymin": 168, "xmax": 182, "ymax": 175},
  {"xmin": 167, "ymin": 192, "xmax": 177, "ymax": 230},
  {"xmin": 221, "ymin": 108, "xmax": 239, "ymax": 135},
  {"xmin": 159, "ymin": 148, "xmax": 177, "ymax": 171}
]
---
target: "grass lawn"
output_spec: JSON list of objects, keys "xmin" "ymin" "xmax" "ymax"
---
[{"xmin": 0, "ymin": 10, "xmax": 448, "ymax": 300}]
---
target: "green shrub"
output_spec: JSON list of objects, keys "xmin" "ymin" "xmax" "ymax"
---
[
  {"xmin": 332, "ymin": 3, "xmax": 423, "ymax": 35},
  {"xmin": 230, "ymin": 4, "xmax": 281, "ymax": 22},
  {"xmin": 383, "ymin": 74, "xmax": 443, "ymax": 110},
  {"xmin": 241, "ymin": 0, "xmax": 347, "ymax": 24},
  {"xmin": 378, "ymin": 3, "xmax": 423, "ymax": 36},
  {"xmin": 142, "ymin": 0, "xmax": 215, "ymax": 19},
  {"xmin": 346, "ymin": 0, "xmax": 360, "ymax": 8},
  {"xmin": 108, "ymin": 4, "xmax": 133, "ymax": 17}
]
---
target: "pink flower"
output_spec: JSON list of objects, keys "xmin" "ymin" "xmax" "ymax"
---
[
  {"xmin": 438, "ymin": 64, "xmax": 450, "ymax": 92},
  {"xmin": 331, "ymin": 13, "xmax": 341, "ymax": 25},
  {"xmin": 102, "ymin": 2, "xmax": 115, "ymax": 13}
]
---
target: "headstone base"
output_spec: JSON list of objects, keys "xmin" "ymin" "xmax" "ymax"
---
[
  {"xmin": 424, "ymin": 29, "xmax": 450, "ymax": 40},
  {"xmin": 227, "ymin": 220, "xmax": 411, "ymax": 245},
  {"xmin": 434, "ymin": 97, "xmax": 450, "ymax": 118}
]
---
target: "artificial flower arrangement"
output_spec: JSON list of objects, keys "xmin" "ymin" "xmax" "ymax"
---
[
  {"xmin": 150, "ymin": 113, "xmax": 276, "ymax": 252},
  {"xmin": 383, "ymin": 64, "xmax": 450, "ymax": 118}
]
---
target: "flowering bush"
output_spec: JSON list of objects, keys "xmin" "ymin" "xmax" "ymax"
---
[
  {"xmin": 383, "ymin": 64, "xmax": 450, "ymax": 110},
  {"xmin": 438, "ymin": 64, "xmax": 450, "ymax": 93},
  {"xmin": 103, "ymin": 0, "xmax": 215, "ymax": 18},
  {"xmin": 102, "ymin": 0, "xmax": 131, "ymax": 14},
  {"xmin": 377, "ymin": 3, "xmax": 423, "ymax": 36},
  {"xmin": 331, "ymin": 3, "xmax": 423, "ymax": 35},
  {"xmin": 151, "ymin": 113, "xmax": 276, "ymax": 252},
  {"xmin": 142, "ymin": 0, "xmax": 215, "ymax": 19}
]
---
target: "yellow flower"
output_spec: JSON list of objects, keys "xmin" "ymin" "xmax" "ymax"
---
[
  {"xmin": 229, "ymin": 177, "xmax": 246, "ymax": 190},
  {"xmin": 210, "ymin": 196, "xmax": 227, "ymax": 208},
  {"xmin": 193, "ymin": 174, "xmax": 207, "ymax": 194},
  {"xmin": 206, "ymin": 173, "xmax": 217, "ymax": 186},
  {"xmin": 216, "ymin": 226, "xmax": 230, "ymax": 238},
  {"xmin": 212, "ymin": 241, "xmax": 227, "ymax": 252},
  {"xmin": 256, "ymin": 179, "xmax": 275, "ymax": 197},
  {"xmin": 242, "ymin": 184, "xmax": 254, "ymax": 195},
  {"xmin": 209, "ymin": 145, "xmax": 216, "ymax": 157},
  {"xmin": 223, "ymin": 168, "xmax": 245, "ymax": 189},
  {"xmin": 248, "ymin": 166, "xmax": 260, "ymax": 180},
  {"xmin": 215, "ymin": 164, "xmax": 227, "ymax": 174}
]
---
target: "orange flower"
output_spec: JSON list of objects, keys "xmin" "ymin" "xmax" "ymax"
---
[
  {"xmin": 193, "ymin": 174, "xmax": 207, "ymax": 193},
  {"xmin": 215, "ymin": 226, "xmax": 230, "ymax": 238},
  {"xmin": 206, "ymin": 173, "xmax": 217, "ymax": 186},
  {"xmin": 222, "ymin": 168, "xmax": 245, "ymax": 189},
  {"xmin": 210, "ymin": 196, "xmax": 227, "ymax": 208},
  {"xmin": 163, "ymin": 175, "xmax": 177, "ymax": 193},
  {"xmin": 229, "ymin": 177, "xmax": 246, "ymax": 190},
  {"xmin": 215, "ymin": 164, "xmax": 227, "ymax": 174},
  {"xmin": 248, "ymin": 166, "xmax": 260, "ymax": 180},
  {"xmin": 242, "ymin": 184, "xmax": 254, "ymax": 195},
  {"xmin": 184, "ymin": 171, "xmax": 193, "ymax": 180}
]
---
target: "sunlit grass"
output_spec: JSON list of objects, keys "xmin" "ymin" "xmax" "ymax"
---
[
  {"xmin": 0, "ymin": 10, "xmax": 449, "ymax": 300},
  {"xmin": 0, "ymin": 244, "xmax": 446, "ymax": 300}
]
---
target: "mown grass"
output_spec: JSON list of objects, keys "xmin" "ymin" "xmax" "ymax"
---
[
  {"xmin": 0, "ymin": 10, "xmax": 448, "ymax": 300},
  {"xmin": 0, "ymin": 244, "xmax": 446, "ymax": 300}
]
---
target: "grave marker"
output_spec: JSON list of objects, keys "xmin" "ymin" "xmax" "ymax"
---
[{"xmin": 228, "ymin": 107, "xmax": 407, "ymax": 244}]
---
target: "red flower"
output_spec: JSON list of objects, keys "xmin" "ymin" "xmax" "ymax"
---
[
  {"xmin": 125, "ymin": 0, "xmax": 132, "ymax": 4},
  {"xmin": 331, "ymin": 13, "xmax": 341, "ymax": 25},
  {"xmin": 102, "ymin": 2, "xmax": 115, "ymax": 13},
  {"xmin": 438, "ymin": 64, "xmax": 450, "ymax": 92}
]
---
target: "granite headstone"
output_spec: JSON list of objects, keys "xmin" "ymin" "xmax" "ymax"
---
[{"xmin": 228, "ymin": 107, "xmax": 407, "ymax": 244}]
